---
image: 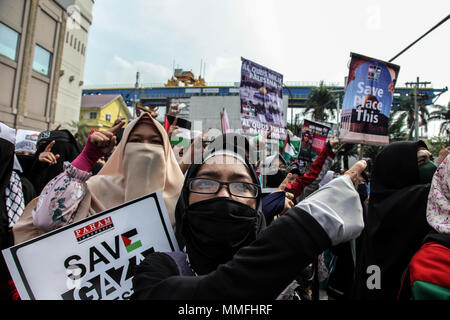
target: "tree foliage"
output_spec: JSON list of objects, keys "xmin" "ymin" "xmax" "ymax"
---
[{"xmin": 303, "ymin": 81, "xmax": 337, "ymax": 122}]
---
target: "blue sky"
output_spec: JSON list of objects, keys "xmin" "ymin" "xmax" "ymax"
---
[{"xmin": 83, "ymin": 0, "xmax": 450, "ymax": 106}]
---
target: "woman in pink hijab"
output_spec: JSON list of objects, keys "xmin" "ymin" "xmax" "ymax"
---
[{"xmin": 13, "ymin": 112, "xmax": 185, "ymax": 244}]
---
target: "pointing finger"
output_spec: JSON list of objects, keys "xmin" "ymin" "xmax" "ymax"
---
[
  {"xmin": 108, "ymin": 120, "xmax": 125, "ymax": 134},
  {"xmin": 44, "ymin": 140, "xmax": 55, "ymax": 153},
  {"xmin": 277, "ymin": 173, "xmax": 292, "ymax": 191}
]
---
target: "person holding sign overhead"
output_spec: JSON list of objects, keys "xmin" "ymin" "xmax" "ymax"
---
[
  {"xmin": 13, "ymin": 112, "xmax": 185, "ymax": 244},
  {"xmin": 132, "ymin": 133, "xmax": 367, "ymax": 299}
]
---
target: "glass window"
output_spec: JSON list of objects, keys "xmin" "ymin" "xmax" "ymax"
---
[
  {"xmin": 105, "ymin": 114, "xmax": 111, "ymax": 122},
  {"xmin": 0, "ymin": 22, "xmax": 19, "ymax": 61},
  {"xmin": 89, "ymin": 112, "xmax": 97, "ymax": 119},
  {"xmin": 32, "ymin": 45, "xmax": 51, "ymax": 76}
]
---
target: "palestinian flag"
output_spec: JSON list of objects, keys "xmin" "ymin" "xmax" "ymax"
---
[
  {"xmin": 164, "ymin": 114, "xmax": 192, "ymax": 149},
  {"xmin": 121, "ymin": 229, "xmax": 142, "ymax": 253},
  {"xmin": 281, "ymin": 134, "xmax": 298, "ymax": 162}
]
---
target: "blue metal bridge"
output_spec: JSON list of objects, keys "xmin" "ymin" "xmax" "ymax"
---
[{"xmin": 82, "ymin": 82, "xmax": 448, "ymax": 111}]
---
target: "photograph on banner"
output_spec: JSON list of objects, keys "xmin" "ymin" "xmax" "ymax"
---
[
  {"xmin": 298, "ymin": 119, "xmax": 330, "ymax": 162},
  {"xmin": 239, "ymin": 57, "xmax": 286, "ymax": 141},
  {"xmin": 339, "ymin": 52, "xmax": 400, "ymax": 145},
  {"xmin": 15, "ymin": 129, "xmax": 39, "ymax": 154},
  {"xmin": 2, "ymin": 192, "xmax": 178, "ymax": 300}
]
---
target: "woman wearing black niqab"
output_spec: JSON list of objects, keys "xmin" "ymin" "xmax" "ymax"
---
[
  {"xmin": 352, "ymin": 140, "xmax": 435, "ymax": 300},
  {"xmin": 0, "ymin": 123, "xmax": 28, "ymax": 299},
  {"xmin": 29, "ymin": 129, "xmax": 82, "ymax": 194},
  {"xmin": 132, "ymin": 134, "xmax": 367, "ymax": 300}
]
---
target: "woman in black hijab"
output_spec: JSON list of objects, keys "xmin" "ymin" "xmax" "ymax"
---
[
  {"xmin": 0, "ymin": 122, "xmax": 34, "ymax": 299},
  {"xmin": 351, "ymin": 140, "xmax": 435, "ymax": 300},
  {"xmin": 132, "ymin": 133, "xmax": 367, "ymax": 299},
  {"xmin": 29, "ymin": 129, "xmax": 82, "ymax": 195},
  {"xmin": 0, "ymin": 129, "xmax": 16, "ymax": 300}
]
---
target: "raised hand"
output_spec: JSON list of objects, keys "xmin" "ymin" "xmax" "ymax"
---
[
  {"xmin": 273, "ymin": 173, "xmax": 295, "ymax": 215},
  {"xmin": 437, "ymin": 146, "xmax": 450, "ymax": 164},
  {"xmin": 168, "ymin": 117, "xmax": 179, "ymax": 139},
  {"xmin": 90, "ymin": 120, "xmax": 125, "ymax": 154},
  {"xmin": 38, "ymin": 140, "xmax": 60, "ymax": 165},
  {"xmin": 168, "ymin": 103, "xmax": 181, "ymax": 117},
  {"xmin": 344, "ymin": 160, "xmax": 367, "ymax": 188}
]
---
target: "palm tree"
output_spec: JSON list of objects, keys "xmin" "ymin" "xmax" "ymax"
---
[
  {"xmin": 303, "ymin": 81, "xmax": 337, "ymax": 122},
  {"xmin": 428, "ymin": 102, "xmax": 450, "ymax": 142}
]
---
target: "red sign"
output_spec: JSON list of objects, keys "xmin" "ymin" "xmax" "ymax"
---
[{"xmin": 74, "ymin": 217, "xmax": 114, "ymax": 242}]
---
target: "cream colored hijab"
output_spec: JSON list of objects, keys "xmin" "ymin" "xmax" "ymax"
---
[
  {"xmin": 13, "ymin": 112, "xmax": 184, "ymax": 244},
  {"xmin": 86, "ymin": 112, "xmax": 184, "ymax": 224}
]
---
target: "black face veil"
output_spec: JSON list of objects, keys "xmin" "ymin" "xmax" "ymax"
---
[{"xmin": 174, "ymin": 134, "xmax": 266, "ymax": 275}]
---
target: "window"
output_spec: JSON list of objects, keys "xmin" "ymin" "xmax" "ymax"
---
[
  {"xmin": 0, "ymin": 22, "xmax": 19, "ymax": 61},
  {"xmin": 89, "ymin": 112, "xmax": 97, "ymax": 119},
  {"xmin": 74, "ymin": 38, "xmax": 77, "ymax": 48},
  {"xmin": 83, "ymin": 112, "xmax": 88, "ymax": 119},
  {"xmin": 66, "ymin": 31, "xmax": 69, "ymax": 43},
  {"xmin": 77, "ymin": 41, "xmax": 80, "ymax": 52},
  {"xmin": 105, "ymin": 114, "xmax": 111, "ymax": 122},
  {"xmin": 32, "ymin": 45, "xmax": 51, "ymax": 76},
  {"xmin": 70, "ymin": 34, "xmax": 73, "ymax": 46}
]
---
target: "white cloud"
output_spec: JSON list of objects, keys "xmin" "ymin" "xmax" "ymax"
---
[
  {"xmin": 104, "ymin": 55, "xmax": 172, "ymax": 85},
  {"xmin": 85, "ymin": 0, "xmax": 450, "ymax": 103}
]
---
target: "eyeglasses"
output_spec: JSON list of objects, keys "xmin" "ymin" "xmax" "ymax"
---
[{"xmin": 188, "ymin": 178, "xmax": 260, "ymax": 199}]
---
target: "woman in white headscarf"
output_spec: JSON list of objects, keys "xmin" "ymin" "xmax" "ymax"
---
[{"xmin": 13, "ymin": 112, "xmax": 185, "ymax": 244}]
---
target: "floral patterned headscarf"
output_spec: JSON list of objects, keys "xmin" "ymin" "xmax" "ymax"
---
[{"xmin": 426, "ymin": 154, "xmax": 450, "ymax": 234}]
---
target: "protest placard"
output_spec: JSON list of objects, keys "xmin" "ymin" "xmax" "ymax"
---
[
  {"xmin": 239, "ymin": 57, "xmax": 286, "ymax": 141},
  {"xmin": 298, "ymin": 120, "xmax": 331, "ymax": 162},
  {"xmin": 339, "ymin": 52, "xmax": 400, "ymax": 145},
  {"xmin": 2, "ymin": 192, "xmax": 178, "ymax": 300}
]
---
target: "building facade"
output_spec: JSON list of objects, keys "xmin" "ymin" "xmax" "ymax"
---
[
  {"xmin": 0, "ymin": 0, "xmax": 93, "ymax": 133},
  {"xmin": 53, "ymin": 0, "xmax": 93, "ymax": 131},
  {"xmin": 80, "ymin": 94, "xmax": 131, "ymax": 131}
]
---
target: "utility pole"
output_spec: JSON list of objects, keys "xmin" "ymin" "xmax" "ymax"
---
[
  {"xmin": 133, "ymin": 71, "xmax": 140, "ymax": 119},
  {"xmin": 405, "ymin": 77, "xmax": 431, "ymax": 141},
  {"xmin": 329, "ymin": 89, "xmax": 344, "ymax": 137}
]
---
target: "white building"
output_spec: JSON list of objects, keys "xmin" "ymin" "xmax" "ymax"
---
[{"xmin": 53, "ymin": 0, "xmax": 93, "ymax": 131}]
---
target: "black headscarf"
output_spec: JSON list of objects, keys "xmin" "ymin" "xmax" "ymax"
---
[
  {"xmin": 0, "ymin": 138, "xmax": 15, "ymax": 249},
  {"xmin": 352, "ymin": 140, "xmax": 433, "ymax": 300},
  {"xmin": 0, "ymin": 137, "xmax": 15, "ymax": 299},
  {"xmin": 29, "ymin": 130, "xmax": 82, "ymax": 194},
  {"xmin": 174, "ymin": 133, "xmax": 266, "ymax": 275}
]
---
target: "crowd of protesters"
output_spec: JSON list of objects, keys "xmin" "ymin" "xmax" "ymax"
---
[{"xmin": 0, "ymin": 104, "xmax": 449, "ymax": 300}]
